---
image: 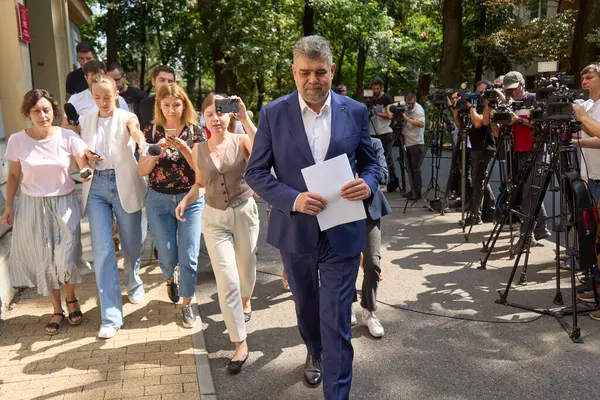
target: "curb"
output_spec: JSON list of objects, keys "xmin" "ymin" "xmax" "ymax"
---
[{"xmin": 192, "ymin": 295, "xmax": 217, "ymax": 399}]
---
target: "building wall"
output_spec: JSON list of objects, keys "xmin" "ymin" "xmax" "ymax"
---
[
  {"xmin": 0, "ymin": 0, "xmax": 33, "ymax": 139},
  {"xmin": 29, "ymin": 0, "xmax": 74, "ymax": 107},
  {"xmin": 0, "ymin": 0, "xmax": 90, "ymax": 315}
]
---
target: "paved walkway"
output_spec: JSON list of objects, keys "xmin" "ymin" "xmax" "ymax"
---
[
  {"xmin": 0, "ymin": 219, "xmax": 210, "ymax": 400},
  {"xmin": 4, "ymin": 191, "xmax": 600, "ymax": 400},
  {"xmin": 195, "ymin": 196, "xmax": 600, "ymax": 400}
]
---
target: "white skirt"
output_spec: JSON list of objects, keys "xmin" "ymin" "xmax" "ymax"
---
[{"xmin": 9, "ymin": 191, "xmax": 88, "ymax": 296}]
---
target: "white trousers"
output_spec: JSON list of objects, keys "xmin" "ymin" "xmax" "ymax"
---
[{"xmin": 202, "ymin": 197, "xmax": 259, "ymax": 342}]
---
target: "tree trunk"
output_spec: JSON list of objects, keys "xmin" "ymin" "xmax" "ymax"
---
[
  {"xmin": 303, "ymin": 0, "xmax": 315, "ymax": 36},
  {"xmin": 106, "ymin": 1, "xmax": 118, "ymax": 66},
  {"xmin": 333, "ymin": 42, "xmax": 346, "ymax": 86},
  {"xmin": 211, "ymin": 43, "xmax": 228, "ymax": 94},
  {"xmin": 439, "ymin": 0, "xmax": 463, "ymax": 89},
  {"xmin": 474, "ymin": 2, "xmax": 486, "ymax": 83},
  {"xmin": 569, "ymin": 0, "xmax": 600, "ymax": 83},
  {"xmin": 139, "ymin": 4, "xmax": 148, "ymax": 92},
  {"xmin": 256, "ymin": 75, "xmax": 265, "ymax": 112},
  {"xmin": 356, "ymin": 43, "xmax": 368, "ymax": 102},
  {"xmin": 417, "ymin": 73, "xmax": 432, "ymax": 106}
]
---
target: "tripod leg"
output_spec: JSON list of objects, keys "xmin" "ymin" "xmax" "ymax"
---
[{"xmin": 460, "ymin": 131, "xmax": 467, "ymax": 232}]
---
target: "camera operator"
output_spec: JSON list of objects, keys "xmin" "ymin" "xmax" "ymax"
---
[
  {"xmin": 572, "ymin": 64, "xmax": 600, "ymax": 314},
  {"xmin": 454, "ymin": 81, "xmax": 496, "ymax": 225},
  {"xmin": 504, "ymin": 71, "xmax": 551, "ymax": 244},
  {"xmin": 401, "ymin": 93, "xmax": 426, "ymax": 200},
  {"xmin": 448, "ymin": 91, "xmax": 473, "ymax": 204},
  {"xmin": 368, "ymin": 77, "xmax": 398, "ymax": 192},
  {"xmin": 573, "ymin": 64, "xmax": 600, "ymax": 207}
]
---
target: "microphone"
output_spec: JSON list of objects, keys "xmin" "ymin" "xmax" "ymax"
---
[
  {"xmin": 64, "ymin": 103, "xmax": 79, "ymax": 126},
  {"xmin": 147, "ymin": 144, "xmax": 163, "ymax": 156}
]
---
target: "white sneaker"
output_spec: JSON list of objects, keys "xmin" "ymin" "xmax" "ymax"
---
[
  {"xmin": 362, "ymin": 309, "xmax": 384, "ymax": 338},
  {"xmin": 98, "ymin": 325, "xmax": 119, "ymax": 339},
  {"xmin": 128, "ymin": 291, "xmax": 145, "ymax": 304},
  {"xmin": 350, "ymin": 306, "xmax": 358, "ymax": 326}
]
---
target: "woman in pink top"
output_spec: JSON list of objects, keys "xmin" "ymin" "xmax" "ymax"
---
[{"xmin": 2, "ymin": 89, "xmax": 93, "ymax": 335}]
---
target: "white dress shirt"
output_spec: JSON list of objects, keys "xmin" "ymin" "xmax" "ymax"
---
[
  {"xmin": 298, "ymin": 92, "xmax": 332, "ymax": 164},
  {"xmin": 68, "ymin": 89, "xmax": 129, "ymax": 116}
]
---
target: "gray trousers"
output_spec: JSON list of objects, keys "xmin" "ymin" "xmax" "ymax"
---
[
  {"xmin": 470, "ymin": 150, "xmax": 495, "ymax": 219},
  {"xmin": 516, "ymin": 151, "xmax": 548, "ymax": 235},
  {"xmin": 406, "ymin": 144, "xmax": 424, "ymax": 195},
  {"xmin": 354, "ymin": 216, "xmax": 381, "ymax": 312}
]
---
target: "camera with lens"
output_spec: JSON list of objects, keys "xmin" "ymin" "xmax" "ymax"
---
[
  {"xmin": 389, "ymin": 102, "xmax": 406, "ymax": 130},
  {"xmin": 456, "ymin": 91, "xmax": 481, "ymax": 111},
  {"xmin": 532, "ymin": 72, "xmax": 589, "ymax": 121},
  {"xmin": 429, "ymin": 88, "xmax": 454, "ymax": 106}
]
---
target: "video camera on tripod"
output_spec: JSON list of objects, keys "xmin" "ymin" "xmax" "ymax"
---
[
  {"xmin": 428, "ymin": 88, "xmax": 454, "ymax": 106},
  {"xmin": 389, "ymin": 102, "xmax": 406, "ymax": 131},
  {"xmin": 531, "ymin": 72, "xmax": 589, "ymax": 123}
]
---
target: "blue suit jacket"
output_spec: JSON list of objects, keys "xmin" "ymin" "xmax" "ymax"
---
[
  {"xmin": 368, "ymin": 137, "xmax": 392, "ymax": 221},
  {"xmin": 245, "ymin": 90, "xmax": 380, "ymax": 257}
]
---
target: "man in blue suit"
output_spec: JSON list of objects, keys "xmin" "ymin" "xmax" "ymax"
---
[{"xmin": 245, "ymin": 36, "xmax": 380, "ymax": 400}]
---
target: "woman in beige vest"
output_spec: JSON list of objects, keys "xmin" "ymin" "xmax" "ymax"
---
[{"xmin": 176, "ymin": 94, "xmax": 258, "ymax": 374}]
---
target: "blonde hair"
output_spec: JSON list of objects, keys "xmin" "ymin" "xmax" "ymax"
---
[
  {"xmin": 91, "ymin": 74, "xmax": 117, "ymax": 92},
  {"xmin": 90, "ymin": 74, "xmax": 120, "ymax": 108},
  {"xmin": 153, "ymin": 84, "xmax": 198, "ymax": 127}
]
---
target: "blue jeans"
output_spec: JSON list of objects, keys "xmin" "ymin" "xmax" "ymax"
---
[
  {"xmin": 145, "ymin": 188, "xmax": 204, "ymax": 299},
  {"xmin": 87, "ymin": 170, "xmax": 143, "ymax": 327}
]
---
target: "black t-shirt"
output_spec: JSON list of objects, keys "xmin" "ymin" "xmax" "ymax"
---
[
  {"xmin": 139, "ymin": 96, "xmax": 156, "ymax": 130},
  {"xmin": 369, "ymin": 93, "xmax": 394, "ymax": 135},
  {"xmin": 66, "ymin": 68, "xmax": 88, "ymax": 96},
  {"xmin": 120, "ymin": 86, "xmax": 148, "ymax": 118}
]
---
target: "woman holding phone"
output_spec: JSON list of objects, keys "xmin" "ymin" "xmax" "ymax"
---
[
  {"xmin": 80, "ymin": 75, "xmax": 147, "ymax": 339},
  {"xmin": 137, "ymin": 84, "xmax": 206, "ymax": 328},
  {"xmin": 176, "ymin": 94, "xmax": 258, "ymax": 374}
]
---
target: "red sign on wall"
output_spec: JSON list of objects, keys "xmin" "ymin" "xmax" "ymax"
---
[{"xmin": 16, "ymin": 4, "xmax": 31, "ymax": 43}]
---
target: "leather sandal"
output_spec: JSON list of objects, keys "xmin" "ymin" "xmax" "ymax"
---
[
  {"xmin": 45, "ymin": 312, "xmax": 65, "ymax": 335},
  {"xmin": 65, "ymin": 298, "xmax": 83, "ymax": 325}
]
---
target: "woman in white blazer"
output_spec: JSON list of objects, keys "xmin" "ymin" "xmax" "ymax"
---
[{"xmin": 81, "ymin": 75, "xmax": 147, "ymax": 339}]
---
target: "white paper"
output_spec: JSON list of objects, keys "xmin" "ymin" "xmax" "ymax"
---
[{"xmin": 301, "ymin": 154, "xmax": 367, "ymax": 231}]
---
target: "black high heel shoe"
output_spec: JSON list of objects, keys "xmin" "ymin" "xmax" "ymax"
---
[{"xmin": 226, "ymin": 354, "xmax": 248, "ymax": 375}]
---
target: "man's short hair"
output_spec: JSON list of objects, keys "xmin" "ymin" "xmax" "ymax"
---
[
  {"xmin": 476, "ymin": 80, "xmax": 492, "ymax": 89},
  {"xmin": 83, "ymin": 60, "xmax": 106, "ymax": 76},
  {"xmin": 370, "ymin": 76, "xmax": 384, "ymax": 86},
  {"xmin": 76, "ymin": 41, "xmax": 94, "ymax": 54},
  {"xmin": 405, "ymin": 93, "xmax": 417, "ymax": 101},
  {"xmin": 494, "ymin": 75, "xmax": 505, "ymax": 82},
  {"xmin": 581, "ymin": 64, "xmax": 600, "ymax": 77},
  {"xmin": 107, "ymin": 62, "xmax": 124, "ymax": 75},
  {"xmin": 153, "ymin": 65, "xmax": 176, "ymax": 79},
  {"xmin": 293, "ymin": 35, "xmax": 333, "ymax": 65}
]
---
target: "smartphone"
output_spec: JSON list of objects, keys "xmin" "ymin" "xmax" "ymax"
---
[
  {"xmin": 215, "ymin": 98, "xmax": 239, "ymax": 114},
  {"xmin": 89, "ymin": 150, "xmax": 102, "ymax": 157},
  {"xmin": 164, "ymin": 128, "xmax": 177, "ymax": 138}
]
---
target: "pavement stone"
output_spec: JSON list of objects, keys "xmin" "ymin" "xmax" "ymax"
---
[
  {"xmin": 0, "ymin": 209, "xmax": 209, "ymax": 400},
  {"xmin": 193, "ymin": 195, "xmax": 600, "ymax": 400}
]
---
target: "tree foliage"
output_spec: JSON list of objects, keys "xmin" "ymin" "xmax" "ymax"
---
[{"xmin": 79, "ymin": 0, "xmax": 597, "ymax": 112}]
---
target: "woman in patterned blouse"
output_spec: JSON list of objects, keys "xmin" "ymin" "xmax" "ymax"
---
[{"xmin": 137, "ymin": 84, "xmax": 206, "ymax": 328}]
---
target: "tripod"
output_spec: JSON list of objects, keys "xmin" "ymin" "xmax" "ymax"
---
[
  {"xmin": 491, "ymin": 119, "xmax": 599, "ymax": 342},
  {"xmin": 464, "ymin": 125, "xmax": 517, "ymax": 244},
  {"xmin": 422, "ymin": 104, "xmax": 451, "ymax": 214}
]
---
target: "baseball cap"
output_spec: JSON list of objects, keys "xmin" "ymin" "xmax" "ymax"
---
[{"xmin": 503, "ymin": 71, "xmax": 524, "ymax": 90}]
